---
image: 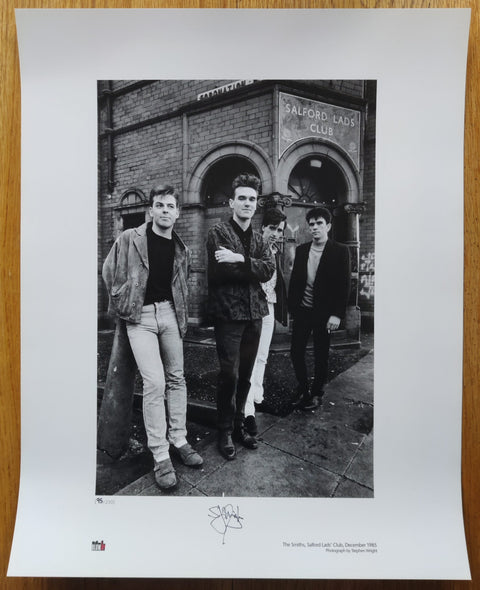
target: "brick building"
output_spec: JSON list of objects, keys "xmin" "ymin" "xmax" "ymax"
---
[{"xmin": 98, "ymin": 80, "xmax": 376, "ymax": 341}]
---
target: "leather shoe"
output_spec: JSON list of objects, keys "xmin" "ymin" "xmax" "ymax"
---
[
  {"xmin": 244, "ymin": 415, "xmax": 258, "ymax": 436},
  {"xmin": 292, "ymin": 385, "xmax": 310, "ymax": 408},
  {"xmin": 298, "ymin": 395, "xmax": 322, "ymax": 411},
  {"xmin": 232, "ymin": 426, "xmax": 258, "ymax": 449},
  {"xmin": 218, "ymin": 432, "xmax": 236, "ymax": 460}
]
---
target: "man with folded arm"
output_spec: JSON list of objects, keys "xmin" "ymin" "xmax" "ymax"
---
[{"xmin": 207, "ymin": 173, "xmax": 275, "ymax": 460}]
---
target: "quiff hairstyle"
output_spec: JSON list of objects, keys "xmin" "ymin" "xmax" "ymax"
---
[
  {"xmin": 231, "ymin": 173, "xmax": 261, "ymax": 195},
  {"xmin": 149, "ymin": 184, "xmax": 180, "ymax": 207}
]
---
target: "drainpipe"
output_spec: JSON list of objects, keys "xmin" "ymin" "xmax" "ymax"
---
[{"xmin": 105, "ymin": 81, "xmax": 115, "ymax": 193}]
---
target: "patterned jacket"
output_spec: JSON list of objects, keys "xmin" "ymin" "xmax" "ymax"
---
[{"xmin": 207, "ymin": 219, "xmax": 275, "ymax": 322}]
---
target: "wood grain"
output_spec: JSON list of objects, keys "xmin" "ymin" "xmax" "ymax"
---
[{"xmin": 1, "ymin": 1, "xmax": 478, "ymax": 589}]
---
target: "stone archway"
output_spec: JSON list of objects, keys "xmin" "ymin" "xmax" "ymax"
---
[
  {"xmin": 278, "ymin": 139, "xmax": 364, "ymax": 342},
  {"xmin": 185, "ymin": 141, "xmax": 274, "ymax": 205},
  {"xmin": 277, "ymin": 139, "xmax": 361, "ymax": 203},
  {"xmin": 183, "ymin": 142, "xmax": 274, "ymax": 325}
]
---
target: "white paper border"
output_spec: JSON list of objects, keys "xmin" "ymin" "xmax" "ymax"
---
[{"xmin": 10, "ymin": 8, "xmax": 471, "ymax": 579}]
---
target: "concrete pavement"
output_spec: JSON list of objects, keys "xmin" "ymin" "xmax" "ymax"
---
[{"xmin": 115, "ymin": 351, "xmax": 374, "ymax": 498}]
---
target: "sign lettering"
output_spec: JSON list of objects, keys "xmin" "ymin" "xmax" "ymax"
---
[{"xmin": 279, "ymin": 92, "xmax": 361, "ymax": 168}]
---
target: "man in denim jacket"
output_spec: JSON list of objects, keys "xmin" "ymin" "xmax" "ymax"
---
[
  {"xmin": 103, "ymin": 184, "xmax": 202, "ymax": 490},
  {"xmin": 207, "ymin": 174, "xmax": 275, "ymax": 460}
]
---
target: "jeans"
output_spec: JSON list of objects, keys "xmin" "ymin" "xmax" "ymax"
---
[
  {"xmin": 214, "ymin": 319, "xmax": 262, "ymax": 433},
  {"xmin": 290, "ymin": 307, "xmax": 331, "ymax": 397},
  {"xmin": 245, "ymin": 303, "xmax": 275, "ymax": 417},
  {"xmin": 126, "ymin": 302, "xmax": 187, "ymax": 462}
]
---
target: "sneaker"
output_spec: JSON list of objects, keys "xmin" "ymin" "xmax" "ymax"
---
[
  {"xmin": 154, "ymin": 458, "xmax": 177, "ymax": 489},
  {"xmin": 244, "ymin": 415, "xmax": 258, "ymax": 436},
  {"xmin": 174, "ymin": 443, "xmax": 204, "ymax": 467}
]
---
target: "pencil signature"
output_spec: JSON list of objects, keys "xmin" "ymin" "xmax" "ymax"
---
[{"xmin": 208, "ymin": 504, "xmax": 244, "ymax": 544}]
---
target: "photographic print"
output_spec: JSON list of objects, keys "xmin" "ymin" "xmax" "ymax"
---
[
  {"xmin": 96, "ymin": 79, "xmax": 376, "ymax": 498},
  {"xmin": 10, "ymin": 9, "xmax": 470, "ymax": 578}
]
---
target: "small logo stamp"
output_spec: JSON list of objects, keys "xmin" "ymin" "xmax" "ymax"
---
[{"xmin": 91, "ymin": 540, "xmax": 106, "ymax": 551}]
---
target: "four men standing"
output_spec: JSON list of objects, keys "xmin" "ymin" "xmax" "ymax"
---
[{"xmin": 102, "ymin": 175, "xmax": 351, "ymax": 489}]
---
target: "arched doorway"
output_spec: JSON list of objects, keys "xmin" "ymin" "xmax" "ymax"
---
[
  {"xmin": 287, "ymin": 155, "xmax": 349, "ymax": 245},
  {"xmin": 200, "ymin": 155, "xmax": 265, "ymax": 235},
  {"xmin": 185, "ymin": 140, "xmax": 274, "ymax": 206},
  {"xmin": 278, "ymin": 141, "xmax": 363, "ymax": 342},
  {"xmin": 202, "ymin": 156, "xmax": 260, "ymax": 209},
  {"xmin": 288, "ymin": 156, "xmax": 347, "ymax": 204}
]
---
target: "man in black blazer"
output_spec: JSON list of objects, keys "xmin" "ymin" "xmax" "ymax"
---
[{"xmin": 288, "ymin": 207, "xmax": 351, "ymax": 410}]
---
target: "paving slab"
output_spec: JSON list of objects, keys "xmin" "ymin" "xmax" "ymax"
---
[
  {"xmin": 186, "ymin": 487, "xmax": 208, "ymax": 496},
  {"xmin": 197, "ymin": 440, "xmax": 339, "ymax": 498},
  {"xmin": 345, "ymin": 432, "xmax": 374, "ymax": 489},
  {"xmin": 118, "ymin": 470, "xmax": 199, "ymax": 497},
  {"xmin": 261, "ymin": 411, "xmax": 365, "ymax": 474},
  {"xmin": 113, "ymin": 353, "xmax": 374, "ymax": 497},
  {"xmin": 319, "ymin": 397, "xmax": 373, "ymax": 436},
  {"xmin": 96, "ymin": 450, "xmax": 152, "ymax": 495},
  {"xmin": 325, "ymin": 351, "xmax": 374, "ymax": 405},
  {"xmin": 333, "ymin": 477, "xmax": 374, "ymax": 498},
  {"xmin": 252, "ymin": 411, "xmax": 283, "ymax": 436},
  {"xmin": 170, "ymin": 432, "xmax": 229, "ymax": 486},
  {"xmin": 116, "ymin": 471, "xmax": 155, "ymax": 496}
]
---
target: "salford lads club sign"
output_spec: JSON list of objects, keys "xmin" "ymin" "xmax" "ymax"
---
[{"xmin": 279, "ymin": 92, "xmax": 361, "ymax": 169}]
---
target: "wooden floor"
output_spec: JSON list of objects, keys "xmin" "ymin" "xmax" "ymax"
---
[{"xmin": 1, "ymin": 1, "xmax": 479, "ymax": 589}]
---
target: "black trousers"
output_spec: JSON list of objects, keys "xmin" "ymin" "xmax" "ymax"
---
[
  {"xmin": 214, "ymin": 319, "xmax": 262, "ymax": 433},
  {"xmin": 290, "ymin": 307, "xmax": 331, "ymax": 397}
]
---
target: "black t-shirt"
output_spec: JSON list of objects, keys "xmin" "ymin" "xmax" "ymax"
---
[
  {"xmin": 143, "ymin": 224, "xmax": 175, "ymax": 305},
  {"xmin": 229, "ymin": 217, "xmax": 252, "ymax": 254}
]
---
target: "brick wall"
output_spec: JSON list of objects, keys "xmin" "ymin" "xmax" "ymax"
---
[
  {"xmin": 112, "ymin": 80, "xmax": 236, "ymax": 128},
  {"xmin": 308, "ymin": 80, "xmax": 365, "ymax": 98},
  {"xmin": 188, "ymin": 93, "xmax": 273, "ymax": 165},
  {"xmin": 98, "ymin": 80, "xmax": 376, "ymax": 328}
]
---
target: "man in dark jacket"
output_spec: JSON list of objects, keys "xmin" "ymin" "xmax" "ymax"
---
[
  {"xmin": 102, "ymin": 184, "xmax": 203, "ymax": 490},
  {"xmin": 288, "ymin": 207, "xmax": 351, "ymax": 410},
  {"xmin": 207, "ymin": 174, "xmax": 275, "ymax": 459}
]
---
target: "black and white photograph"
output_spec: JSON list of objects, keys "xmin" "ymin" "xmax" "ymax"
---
[
  {"xmin": 10, "ymin": 8, "xmax": 471, "ymax": 578},
  {"xmin": 96, "ymin": 79, "xmax": 376, "ymax": 498}
]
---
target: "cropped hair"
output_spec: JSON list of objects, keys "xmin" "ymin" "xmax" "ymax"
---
[
  {"xmin": 231, "ymin": 173, "xmax": 261, "ymax": 194},
  {"xmin": 262, "ymin": 207, "xmax": 287, "ymax": 228},
  {"xmin": 306, "ymin": 206, "xmax": 332, "ymax": 225},
  {"xmin": 149, "ymin": 184, "xmax": 180, "ymax": 207}
]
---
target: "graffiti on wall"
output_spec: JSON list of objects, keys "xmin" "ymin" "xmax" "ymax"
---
[{"xmin": 359, "ymin": 252, "xmax": 375, "ymax": 300}]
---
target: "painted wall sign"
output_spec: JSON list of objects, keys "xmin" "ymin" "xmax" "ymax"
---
[
  {"xmin": 279, "ymin": 92, "xmax": 361, "ymax": 168},
  {"xmin": 197, "ymin": 79, "xmax": 257, "ymax": 101}
]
